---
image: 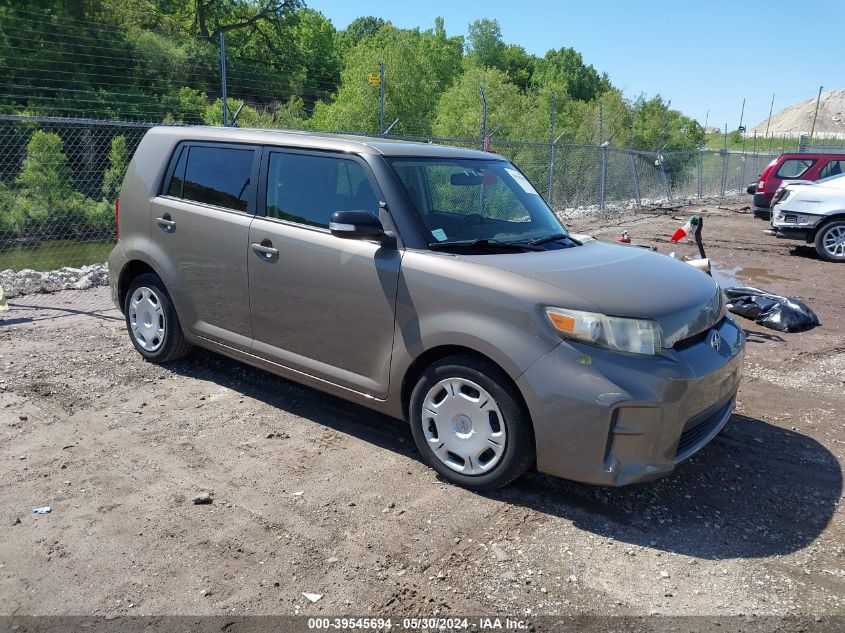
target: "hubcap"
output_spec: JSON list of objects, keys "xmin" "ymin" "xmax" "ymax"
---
[
  {"xmin": 822, "ymin": 225, "xmax": 845, "ymax": 258},
  {"xmin": 421, "ymin": 378, "xmax": 506, "ymax": 475},
  {"xmin": 128, "ymin": 287, "xmax": 166, "ymax": 352}
]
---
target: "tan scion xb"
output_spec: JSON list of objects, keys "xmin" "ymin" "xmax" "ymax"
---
[{"xmin": 109, "ymin": 126, "xmax": 744, "ymax": 490}]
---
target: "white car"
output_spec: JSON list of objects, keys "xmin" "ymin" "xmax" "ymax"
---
[{"xmin": 767, "ymin": 173, "xmax": 845, "ymax": 262}]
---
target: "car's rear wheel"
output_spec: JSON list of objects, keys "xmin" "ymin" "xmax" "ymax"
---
[
  {"xmin": 409, "ymin": 355, "xmax": 534, "ymax": 490},
  {"xmin": 124, "ymin": 273, "xmax": 192, "ymax": 363},
  {"xmin": 814, "ymin": 220, "xmax": 845, "ymax": 262}
]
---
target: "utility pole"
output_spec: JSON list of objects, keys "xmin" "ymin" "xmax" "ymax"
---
[
  {"xmin": 219, "ymin": 32, "xmax": 229, "ymax": 127},
  {"xmin": 809, "ymin": 85, "xmax": 823, "ymax": 140},
  {"xmin": 764, "ymin": 93, "xmax": 775, "ymax": 153},
  {"xmin": 379, "ymin": 61, "xmax": 385, "ymax": 135}
]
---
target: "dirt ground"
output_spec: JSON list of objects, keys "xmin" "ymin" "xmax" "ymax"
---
[{"xmin": 1, "ymin": 201, "xmax": 844, "ymax": 622}]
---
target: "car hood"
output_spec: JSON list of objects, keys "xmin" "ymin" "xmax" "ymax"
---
[{"xmin": 460, "ymin": 240, "xmax": 723, "ymax": 347}]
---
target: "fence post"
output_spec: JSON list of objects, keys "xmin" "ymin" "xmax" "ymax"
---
[
  {"xmin": 628, "ymin": 149, "xmax": 641, "ymax": 206},
  {"xmin": 219, "ymin": 32, "xmax": 229, "ymax": 127},
  {"xmin": 599, "ymin": 101, "xmax": 606, "ymax": 212},
  {"xmin": 697, "ymin": 149, "xmax": 703, "ymax": 199},
  {"xmin": 546, "ymin": 92, "xmax": 555, "ymax": 201},
  {"xmin": 379, "ymin": 61, "xmax": 385, "ymax": 135},
  {"xmin": 479, "ymin": 85, "xmax": 488, "ymax": 151},
  {"xmin": 720, "ymin": 123, "xmax": 728, "ymax": 198},
  {"xmin": 658, "ymin": 154, "xmax": 671, "ymax": 201}
]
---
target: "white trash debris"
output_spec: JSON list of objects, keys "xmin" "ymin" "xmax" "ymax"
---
[
  {"xmin": 302, "ymin": 592, "xmax": 322, "ymax": 603},
  {"xmin": 33, "ymin": 506, "xmax": 52, "ymax": 514}
]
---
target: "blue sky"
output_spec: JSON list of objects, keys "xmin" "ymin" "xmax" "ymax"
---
[{"xmin": 314, "ymin": 0, "xmax": 844, "ymax": 130}]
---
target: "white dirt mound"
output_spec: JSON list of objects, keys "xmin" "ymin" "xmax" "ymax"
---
[{"xmin": 751, "ymin": 88, "xmax": 845, "ymax": 137}]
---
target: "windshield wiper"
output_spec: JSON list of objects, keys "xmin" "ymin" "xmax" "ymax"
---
[
  {"xmin": 428, "ymin": 238, "xmax": 544, "ymax": 252},
  {"xmin": 527, "ymin": 233, "xmax": 570, "ymax": 246}
]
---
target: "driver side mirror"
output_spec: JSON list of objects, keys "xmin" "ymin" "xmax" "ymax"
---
[{"xmin": 329, "ymin": 210, "xmax": 385, "ymax": 240}]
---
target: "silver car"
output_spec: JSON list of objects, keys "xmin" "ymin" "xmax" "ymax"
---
[
  {"xmin": 767, "ymin": 173, "xmax": 845, "ymax": 262},
  {"xmin": 109, "ymin": 126, "xmax": 744, "ymax": 490}
]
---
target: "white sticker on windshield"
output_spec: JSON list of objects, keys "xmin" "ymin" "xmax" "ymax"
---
[
  {"xmin": 431, "ymin": 228, "xmax": 447, "ymax": 242},
  {"xmin": 505, "ymin": 167, "xmax": 539, "ymax": 195}
]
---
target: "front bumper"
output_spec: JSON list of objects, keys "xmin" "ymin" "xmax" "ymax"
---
[
  {"xmin": 769, "ymin": 209, "xmax": 824, "ymax": 242},
  {"xmin": 517, "ymin": 316, "xmax": 745, "ymax": 486}
]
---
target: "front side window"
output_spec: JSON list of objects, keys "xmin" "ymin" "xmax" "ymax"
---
[
  {"xmin": 179, "ymin": 145, "xmax": 255, "ymax": 212},
  {"xmin": 265, "ymin": 152, "xmax": 378, "ymax": 228},
  {"xmin": 388, "ymin": 157, "xmax": 566, "ymax": 247},
  {"xmin": 775, "ymin": 158, "xmax": 816, "ymax": 179}
]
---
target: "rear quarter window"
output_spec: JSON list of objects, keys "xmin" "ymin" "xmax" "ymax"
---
[
  {"xmin": 818, "ymin": 160, "xmax": 845, "ymax": 179},
  {"xmin": 775, "ymin": 158, "xmax": 816, "ymax": 179},
  {"xmin": 183, "ymin": 146, "xmax": 255, "ymax": 211},
  {"xmin": 162, "ymin": 143, "xmax": 256, "ymax": 212}
]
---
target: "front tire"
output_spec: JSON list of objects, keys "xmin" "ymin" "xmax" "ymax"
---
[
  {"xmin": 814, "ymin": 220, "xmax": 845, "ymax": 262},
  {"xmin": 409, "ymin": 355, "xmax": 535, "ymax": 490},
  {"xmin": 124, "ymin": 273, "xmax": 192, "ymax": 363}
]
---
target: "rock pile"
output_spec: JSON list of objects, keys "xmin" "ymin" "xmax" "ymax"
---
[{"xmin": 0, "ymin": 263, "xmax": 109, "ymax": 298}]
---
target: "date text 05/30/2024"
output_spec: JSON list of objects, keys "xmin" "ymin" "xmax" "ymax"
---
[{"xmin": 307, "ymin": 617, "xmax": 530, "ymax": 630}]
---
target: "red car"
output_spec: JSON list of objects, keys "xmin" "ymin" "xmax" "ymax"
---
[{"xmin": 750, "ymin": 153, "xmax": 845, "ymax": 218}]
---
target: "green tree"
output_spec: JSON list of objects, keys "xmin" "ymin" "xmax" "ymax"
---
[
  {"xmin": 16, "ymin": 130, "xmax": 86, "ymax": 232},
  {"xmin": 101, "ymin": 135, "xmax": 129, "ymax": 200},
  {"xmin": 289, "ymin": 9, "xmax": 341, "ymax": 107},
  {"xmin": 162, "ymin": 87, "xmax": 209, "ymax": 124},
  {"xmin": 631, "ymin": 96, "xmax": 704, "ymax": 151},
  {"xmin": 532, "ymin": 48, "xmax": 610, "ymax": 102},
  {"xmin": 466, "ymin": 19, "xmax": 505, "ymax": 69},
  {"xmin": 17, "ymin": 131, "xmax": 74, "ymax": 203},
  {"xmin": 202, "ymin": 98, "xmax": 264, "ymax": 127},
  {"xmin": 432, "ymin": 66, "xmax": 530, "ymax": 139},
  {"xmin": 311, "ymin": 22, "xmax": 463, "ymax": 135},
  {"xmin": 500, "ymin": 45, "xmax": 535, "ymax": 92},
  {"xmin": 337, "ymin": 15, "xmax": 387, "ymax": 49}
]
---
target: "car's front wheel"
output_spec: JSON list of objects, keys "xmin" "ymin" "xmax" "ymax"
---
[
  {"xmin": 814, "ymin": 219, "xmax": 845, "ymax": 262},
  {"xmin": 409, "ymin": 355, "xmax": 535, "ymax": 490},
  {"xmin": 124, "ymin": 273, "xmax": 193, "ymax": 363}
]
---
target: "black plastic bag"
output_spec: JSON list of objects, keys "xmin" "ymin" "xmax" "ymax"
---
[{"xmin": 724, "ymin": 286, "xmax": 820, "ymax": 332}]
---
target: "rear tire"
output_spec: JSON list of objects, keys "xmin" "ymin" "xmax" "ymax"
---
[
  {"xmin": 124, "ymin": 273, "xmax": 192, "ymax": 363},
  {"xmin": 409, "ymin": 355, "xmax": 535, "ymax": 490},
  {"xmin": 814, "ymin": 220, "xmax": 845, "ymax": 262}
]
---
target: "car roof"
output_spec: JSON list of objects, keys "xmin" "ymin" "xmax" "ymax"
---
[
  {"xmin": 146, "ymin": 125, "xmax": 507, "ymax": 160},
  {"xmin": 777, "ymin": 153, "xmax": 845, "ymax": 160}
]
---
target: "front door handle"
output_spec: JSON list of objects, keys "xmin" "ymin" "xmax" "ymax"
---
[
  {"xmin": 251, "ymin": 240, "xmax": 279, "ymax": 262},
  {"xmin": 156, "ymin": 213, "xmax": 176, "ymax": 232}
]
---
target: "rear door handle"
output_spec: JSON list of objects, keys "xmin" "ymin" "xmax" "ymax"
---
[
  {"xmin": 251, "ymin": 241, "xmax": 279, "ymax": 261},
  {"xmin": 156, "ymin": 214, "xmax": 176, "ymax": 232}
]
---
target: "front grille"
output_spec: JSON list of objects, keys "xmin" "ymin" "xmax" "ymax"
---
[
  {"xmin": 672, "ymin": 317, "xmax": 726, "ymax": 351},
  {"xmin": 676, "ymin": 400, "xmax": 733, "ymax": 460}
]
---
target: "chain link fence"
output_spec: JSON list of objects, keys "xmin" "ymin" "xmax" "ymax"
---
[{"xmin": 0, "ymin": 113, "xmax": 778, "ymax": 318}]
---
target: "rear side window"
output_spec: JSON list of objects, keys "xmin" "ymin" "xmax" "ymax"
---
[
  {"xmin": 775, "ymin": 158, "xmax": 816, "ymax": 179},
  {"xmin": 265, "ymin": 152, "xmax": 378, "ymax": 228},
  {"xmin": 819, "ymin": 160, "xmax": 845, "ymax": 179}
]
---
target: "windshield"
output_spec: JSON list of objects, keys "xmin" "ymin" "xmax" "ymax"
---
[{"xmin": 387, "ymin": 157, "xmax": 568, "ymax": 248}]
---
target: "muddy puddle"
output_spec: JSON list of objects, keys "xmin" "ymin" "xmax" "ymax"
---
[{"xmin": 711, "ymin": 264, "xmax": 797, "ymax": 288}]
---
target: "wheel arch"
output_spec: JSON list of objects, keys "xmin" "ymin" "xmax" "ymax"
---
[
  {"xmin": 399, "ymin": 345, "xmax": 531, "ymax": 424},
  {"xmin": 117, "ymin": 260, "xmax": 158, "ymax": 311},
  {"xmin": 812, "ymin": 214, "xmax": 845, "ymax": 257}
]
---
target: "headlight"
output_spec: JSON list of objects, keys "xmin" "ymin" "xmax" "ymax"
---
[{"xmin": 544, "ymin": 307, "xmax": 663, "ymax": 355}]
